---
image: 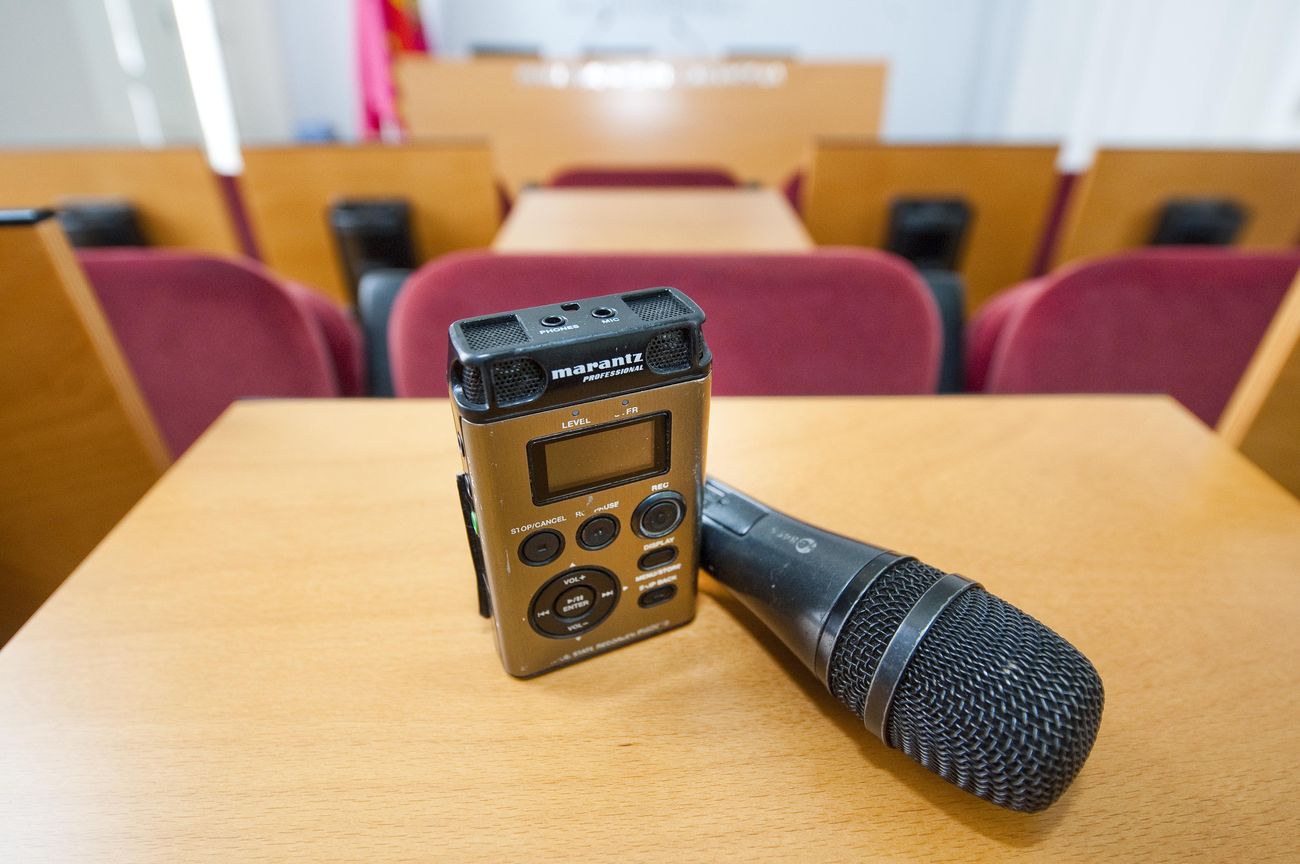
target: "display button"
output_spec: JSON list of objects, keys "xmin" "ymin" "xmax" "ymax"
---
[
  {"xmin": 519, "ymin": 529, "xmax": 564, "ymax": 566},
  {"xmin": 554, "ymin": 586, "xmax": 596, "ymax": 618},
  {"xmin": 633, "ymin": 491, "xmax": 685, "ymax": 538},
  {"xmin": 578, "ymin": 515, "xmax": 619, "ymax": 550},
  {"xmin": 639, "ymin": 584, "xmax": 677, "ymax": 608},
  {"xmin": 638, "ymin": 546, "xmax": 678, "ymax": 570}
]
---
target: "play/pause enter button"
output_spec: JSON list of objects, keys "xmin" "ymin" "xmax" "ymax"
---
[{"xmin": 554, "ymin": 586, "xmax": 595, "ymax": 618}]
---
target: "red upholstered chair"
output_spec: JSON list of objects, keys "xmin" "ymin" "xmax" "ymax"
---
[
  {"xmin": 78, "ymin": 250, "xmax": 360, "ymax": 456},
  {"xmin": 282, "ymin": 282, "xmax": 366, "ymax": 397},
  {"xmin": 389, "ymin": 249, "xmax": 941, "ymax": 397},
  {"xmin": 549, "ymin": 166, "xmax": 740, "ymax": 188},
  {"xmin": 967, "ymin": 249, "xmax": 1300, "ymax": 425}
]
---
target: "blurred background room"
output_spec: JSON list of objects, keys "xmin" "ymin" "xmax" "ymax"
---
[{"xmin": 1, "ymin": 0, "xmax": 1299, "ymax": 641}]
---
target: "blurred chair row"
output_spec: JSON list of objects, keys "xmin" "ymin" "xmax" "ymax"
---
[
  {"xmin": 4, "ymin": 209, "xmax": 1299, "ymax": 645},
  {"xmin": 78, "ymin": 243, "xmax": 1300, "ymax": 441},
  {"xmin": 3, "ymin": 142, "xmax": 1297, "ymax": 309}
]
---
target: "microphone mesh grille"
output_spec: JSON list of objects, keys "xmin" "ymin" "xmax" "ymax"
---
[
  {"xmin": 828, "ymin": 560, "xmax": 944, "ymax": 716},
  {"xmin": 828, "ymin": 561, "xmax": 1105, "ymax": 812}
]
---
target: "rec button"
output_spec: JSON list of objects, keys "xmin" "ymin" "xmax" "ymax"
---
[
  {"xmin": 633, "ymin": 491, "xmax": 685, "ymax": 538},
  {"xmin": 638, "ymin": 546, "xmax": 678, "ymax": 570}
]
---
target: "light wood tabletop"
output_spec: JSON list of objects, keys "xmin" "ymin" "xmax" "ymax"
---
[
  {"xmin": 492, "ymin": 188, "xmax": 813, "ymax": 253},
  {"xmin": 2, "ymin": 397, "xmax": 1299, "ymax": 862}
]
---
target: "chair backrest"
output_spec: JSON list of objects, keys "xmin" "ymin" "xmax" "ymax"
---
[
  {"xmin": 550, "ymin": 166, "xmax": 740, "ymax": 188},
  {"xmin": 390, "ymin": 249, "xmax": 940, "ymax": 397},
  {"xmin": 78, "ymin": 250, "xmax": 344, "ymax": 456},
  {"xmin": 282, "ymin": 282, "xmax": 366, "ymax": 397},
  {"xmin": 970, "ymin": 249, "xmax": 1300, "ymax": 425}
]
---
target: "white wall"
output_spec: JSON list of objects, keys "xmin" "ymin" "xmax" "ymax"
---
[
  {"xmin": 424, "ymin": 0, "xmax": 1015, "ymax": 140},
  {"xmin": 1000, "ymin": 0, "xmax": 1300, "ymax": 168},
  {"xmin": 266, "ymin": 0, "xmax": 358, "ymax": 141},
  {"xmin": 420, "ymin": 0, "xmax": 1300, "ymax": 155},
  {"xmin": 0, "ymin": 0, "xmax": 201, "ymax": 148},
  {"xmin": 212, "ymin": 0, "xmax": 293, "ymax": 143}
]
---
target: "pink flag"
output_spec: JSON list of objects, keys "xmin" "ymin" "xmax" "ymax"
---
[{"xmin": 356, "ymin": 0, "xmax": 430, "ymax": 141}]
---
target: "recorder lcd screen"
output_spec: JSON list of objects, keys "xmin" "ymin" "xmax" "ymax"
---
[{"xmin": 529, "ymin": 413, "xmax": 669, "ymax": 503}]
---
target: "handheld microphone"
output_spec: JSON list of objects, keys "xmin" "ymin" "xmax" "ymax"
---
[{"xmin": 699, "ymin": 478, "xmax": 1104, "ymax": 812}]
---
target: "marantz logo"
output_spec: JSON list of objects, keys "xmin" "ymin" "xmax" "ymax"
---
[{"xmin": 551, "ymin": 352, "xmax": 645, "ymax": 381}]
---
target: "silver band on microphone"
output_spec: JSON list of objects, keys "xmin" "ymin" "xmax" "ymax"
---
[{"xmin": 862, "ymin": 571, "xmax": 977, "ymax": 740}]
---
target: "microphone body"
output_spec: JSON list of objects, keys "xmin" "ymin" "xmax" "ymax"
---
[{"xmin": 700, "ymin": 478, "xmax": 1104, "ymax": 813}]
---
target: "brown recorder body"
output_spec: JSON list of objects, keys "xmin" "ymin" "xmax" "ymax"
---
[{"xmin": 449, "ymin": 288, "xmax": 711, "ymax": 677}]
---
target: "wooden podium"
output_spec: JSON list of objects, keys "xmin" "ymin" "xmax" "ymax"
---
[{"xmin": 397, "ymin": 58, "xmax": 885, "ymax": 193}]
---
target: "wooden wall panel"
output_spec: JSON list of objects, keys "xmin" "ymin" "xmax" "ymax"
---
[
  {"xmin": 240, "ymin": 142, "xmax": 500, "ymax": 304},
  {"xmin": 1054, "ymin": 148, "xmax": 1300, "ymax": 267},
  {"xmin": 396, "ymin": 58, "xmax": 885, "ymax": 193},
  {"xmin": 0, "ymin": 148, "xmax": 239, "ymax": 254},
  {"xmin": 0, "ymin": 212, "xmax": 168, "ymax": 644},
  {"xmin": 1219, "ymin": 271, "xmax": 1300, "ymax": 497},
  {"xmin": 803, "ymin": 142, "xmax": 1060, "ymax": 310}
]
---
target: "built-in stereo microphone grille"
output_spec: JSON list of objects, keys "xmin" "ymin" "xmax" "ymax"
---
[
  {"xmin": 625, "ymin": 290, "xmax": 690, "ymax": 321},
  {"xmin": 646, "ymin": 329, "xmax": 691, "ymax": 372},
  {"xmin": 491, "ymin": 358, "xmax": 547, "ymax": 404},
  {"xmin": 827, "ymin": 560, "xmax": 1104, "ymax": 812},
  {"xmin": 459, "ymin": 363, "xmax": 485, "ymax": 405},
  {"xmin": 461, "ymin": 314, "xmax": 529, "ymax": 350}
]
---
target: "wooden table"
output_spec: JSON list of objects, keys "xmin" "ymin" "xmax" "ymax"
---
[
  {"xmin": 492, "ymin": 188, "xmax": 813, "ymax": 253},
  {"xmin": 3, "ymin": 397, "xmax": 1298, "ymax": 862}
]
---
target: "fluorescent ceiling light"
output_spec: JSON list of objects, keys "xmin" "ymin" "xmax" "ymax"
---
[{"xmin": 171, "ymin": 0, "xmax": 243, "ymax": 175}]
